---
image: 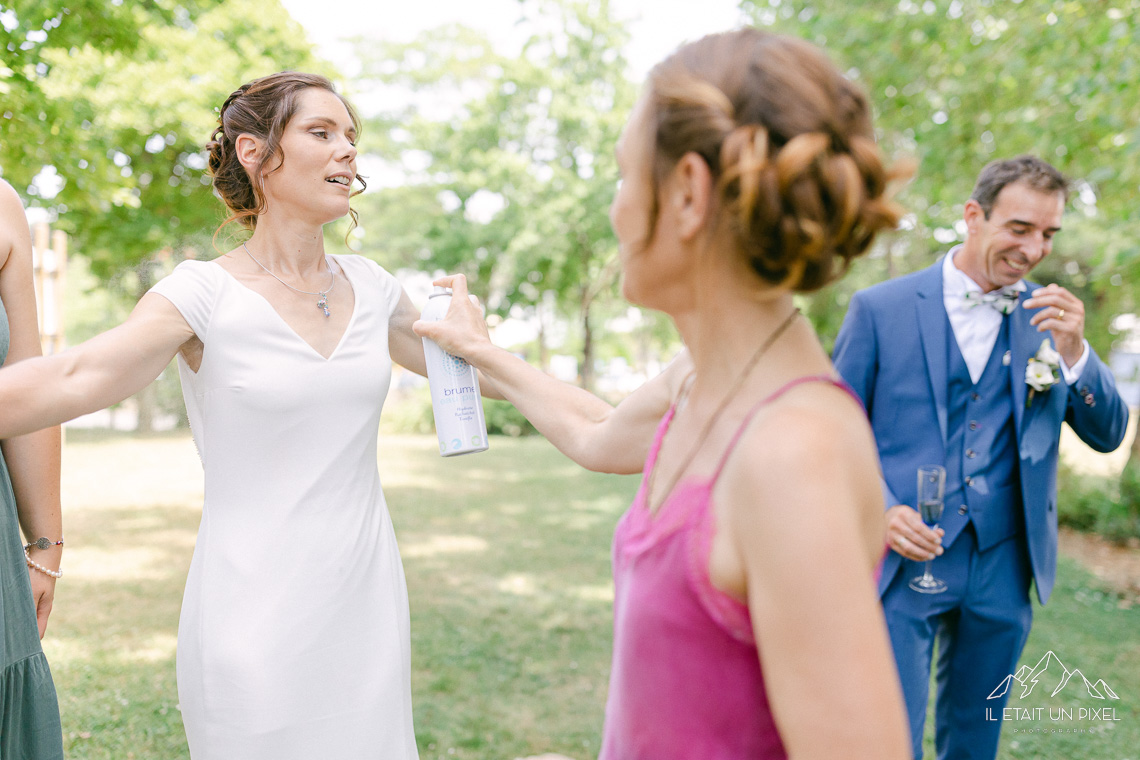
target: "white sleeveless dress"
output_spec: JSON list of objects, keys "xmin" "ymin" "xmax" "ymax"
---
[{"xmin": 150, "ymin": 255, "xmax": 418, "ymax": 759}]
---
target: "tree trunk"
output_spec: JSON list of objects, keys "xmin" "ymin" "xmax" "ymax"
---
[
  {"xmin": 135, "ymin": 382, "xmax": 157, "ymax": 434},
  {"xmin": 1127, "ymin": 412, "xmax": 1140, "ymax": 472},
  {"xmin": 580, "ymin": 308, "xmax": 594, "ymax": 392},
  {"xmin": 133, "ymin": 256, "xmax": 159, "ymax": 433},
  {"xmin": 537, "ymin": 293, "xmax": 551, "ymax": 372}
]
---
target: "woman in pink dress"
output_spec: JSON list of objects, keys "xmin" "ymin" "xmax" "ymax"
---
[{"xmin": 418, "ymin": 29, "xmax": 912, "ymax": 759}]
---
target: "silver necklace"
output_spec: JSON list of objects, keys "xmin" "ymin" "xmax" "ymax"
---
[
  {"xmin": 645, "ymin": 307, "xmax": 801, "ymax": 512},
  {"xmin": 242, "ymin": 242, "xmax": 334, "ymax": 317}
]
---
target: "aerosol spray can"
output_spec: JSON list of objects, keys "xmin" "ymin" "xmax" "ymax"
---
[{"xmin": 420, "ymin": 286, "xmax": 489, "ymax": 457}]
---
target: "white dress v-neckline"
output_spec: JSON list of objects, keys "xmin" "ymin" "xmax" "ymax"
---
[{"xmin": 215, "ymin": 253, "xmax": 359, "ymax": 361}]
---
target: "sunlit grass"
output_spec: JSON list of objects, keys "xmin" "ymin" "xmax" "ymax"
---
[{"xmin": 43, "ymin": 430, "xmax": 1140, "ymax": 759}]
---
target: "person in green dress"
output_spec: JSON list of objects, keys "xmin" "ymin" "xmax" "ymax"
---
[{"xmin": 0, "ymin": 177, "xmax": 64, "ymax": 758}]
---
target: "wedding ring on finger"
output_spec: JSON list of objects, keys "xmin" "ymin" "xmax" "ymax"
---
[{"xmin": 1057, "ymin": 308, "xmax": 1065, "ymax": 320}]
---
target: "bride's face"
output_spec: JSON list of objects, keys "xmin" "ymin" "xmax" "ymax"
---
[{"xmin": 260, "ymin": 88, "xmax": 359, "ymax": 226}]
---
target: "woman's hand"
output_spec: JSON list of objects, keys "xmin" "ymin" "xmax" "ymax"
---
[
  {"xmin": 411, "ymin": 274, "xmax": 494, "ymax": 365},
  {"xmin": 28, "ymin": 567, "xmax": 57, "ymax": 638}
]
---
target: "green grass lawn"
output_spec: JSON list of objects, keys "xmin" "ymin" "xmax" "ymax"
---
[{"xmin": 44, "ymin": 431, "xmax": 1140, "ymax": 759}]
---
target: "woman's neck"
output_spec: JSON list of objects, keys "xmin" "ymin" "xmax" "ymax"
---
[
  {"xmin": 680, "ymin": 291, "xmax": 798, "ymax": 377},
  {"xmin": 244, "ymin": 218, "xmax": 328, "ymax": 277}
]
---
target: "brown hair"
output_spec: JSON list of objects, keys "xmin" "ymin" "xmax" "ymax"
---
[
  {"xmin": 206, "ymin": 71, "xmax": 366, "ymax": 242},
  {"xmin": 970, "ymin": 155, "xmax": 1068, "ymax": 218},
  {"xmin": 644, "ymin": 29, "xmax": 907, "ymax": 292}
]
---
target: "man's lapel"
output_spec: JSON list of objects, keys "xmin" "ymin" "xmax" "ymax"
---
[{"xmin": 915, "ymin": 261, "xmax": 949, "ymax": 447}]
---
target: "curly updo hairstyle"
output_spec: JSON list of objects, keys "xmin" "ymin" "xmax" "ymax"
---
[
  {"xmin": 206, "ymin": 71, "xmax": 365, "ymax": 238},
  {"xmin": 645, "ymin": 29, "xmax": 907, "ymax": 293}
]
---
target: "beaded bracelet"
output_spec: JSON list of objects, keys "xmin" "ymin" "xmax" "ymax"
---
[{"xmin": 24, "ymin": 548, "xmax": 63, "ymax": 579}]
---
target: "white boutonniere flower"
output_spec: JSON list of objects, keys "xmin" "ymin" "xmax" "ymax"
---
[{"xmin": 1025, "ymin": 339, "xmax": 1061, "ymax": 407}]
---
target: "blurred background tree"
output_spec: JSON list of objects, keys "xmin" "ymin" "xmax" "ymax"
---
[
  {"xmin": 1, "ymin": 0, "xmax": 328, "ymax": 429},
  {"xmin": 1, "ymin": 0, "xmax": 1136, "ymax": 443},
  {"xmin": 740, "ymin": 0, "xmax": 1140, "ymax": 469},
  {"xmin": 352, "ymin": 0, "xmax": 665, "ymax": 394},
  {"xmin": 738, "ymin": 0, "xmax": 1139, "ymax": 342}
]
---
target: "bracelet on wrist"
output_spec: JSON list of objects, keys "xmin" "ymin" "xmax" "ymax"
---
[
  {"xmin": 25, "ymin": 537, "xmax": 64, "ymax": 551},
  {"xmin": 24, "ymin": 548, "xmax": 62, "ymax": 579}
]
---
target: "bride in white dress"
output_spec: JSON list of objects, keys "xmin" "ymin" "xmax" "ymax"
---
[{"xmin": 0, "ymin": 72, "xmax": 461, "ymax": 758}]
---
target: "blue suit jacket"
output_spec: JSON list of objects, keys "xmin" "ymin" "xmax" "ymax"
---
[{"xmin": 833, "ymin": 260, "xmax": 1129, "ymax": 603}]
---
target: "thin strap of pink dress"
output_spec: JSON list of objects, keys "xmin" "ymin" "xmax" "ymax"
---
[
  {"xmin": 689, "ymin": 373, "xmax": 863, "ymax": 643},
  {"xmin": 709, "ymin": 374, "xmax": 862, "ymax": 483}
]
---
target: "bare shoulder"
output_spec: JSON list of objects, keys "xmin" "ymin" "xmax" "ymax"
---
[
  {"xmin": 0, "ymin": 179, "xmax": 27, "ymax": 268},
  {"xmin": 719, "ymin": 379, "xmax": 884, "ymax": 560},
  {"xmin": 740, "ymin": 379, "xmax": 874, "ymax": 472},
  {"xmin": 0, "ymin": 178, "xmax": 22, "ymax": 212}
]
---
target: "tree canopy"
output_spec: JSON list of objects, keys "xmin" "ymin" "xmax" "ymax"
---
[
  {"xmin": 1, "ymin": 0, "xmax": 328, "ymax": 282},
  {"xmin": 353, "ymin": 0, "xmax": 645, "ymax": 391},
  {"xmin": 741, "ymin": 0, "xmax": 1139, "ymax": 353}
]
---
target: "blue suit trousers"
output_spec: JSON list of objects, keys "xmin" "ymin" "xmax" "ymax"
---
[{"xmin": 881, "ymin": 525, "xmax": 1033, "ymax": 760}]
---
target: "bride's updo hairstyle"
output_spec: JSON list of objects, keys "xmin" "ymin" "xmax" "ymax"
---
[
  {"xmin": 206, "ymin": 71, "xmax": 365, "ymax": 237},
  {"xmin": 646, "ymin": 29, "xmax": 907, "ymax": 292}
]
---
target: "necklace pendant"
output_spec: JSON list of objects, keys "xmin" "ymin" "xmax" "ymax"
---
[{"xmin": 317, "ymin": 293, "xmax": 330, "ymax": 318}]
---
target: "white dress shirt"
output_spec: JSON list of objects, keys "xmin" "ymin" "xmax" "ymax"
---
[{"xmin": 942, "ymin": 246, "xmax": 1088, "ymax": 385}]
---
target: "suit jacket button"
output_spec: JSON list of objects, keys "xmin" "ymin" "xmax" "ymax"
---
[
  {"xmin": 958, "ymin": 505, "xmax": 968, "ymax": 515},
  {"xmin": 969, "ymin": 421, "xmax": 979, "ymax": 430}
]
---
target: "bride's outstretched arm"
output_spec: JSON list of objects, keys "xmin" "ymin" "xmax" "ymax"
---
[{"xmin": 0, "ymin": 294, "xmax": 194, "ymax": 439}]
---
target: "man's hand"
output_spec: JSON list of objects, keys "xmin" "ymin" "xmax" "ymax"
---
[
  {"xmin": 1024, "ymin": 284, "xmax": 1085, "ymax": 368},
  {"xmin": 885, "ymin": 505, "xmax": 944, "ymax": 561}
]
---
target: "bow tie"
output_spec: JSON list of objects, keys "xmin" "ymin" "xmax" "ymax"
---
[{"xmin": 961, "ymin": 288, "xmax": 1020, "ymax": 315}]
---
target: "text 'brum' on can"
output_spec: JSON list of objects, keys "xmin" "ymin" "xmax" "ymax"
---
[{"xmin": 420, "ymin": 286, "xmax": 489, "ymax": 457}]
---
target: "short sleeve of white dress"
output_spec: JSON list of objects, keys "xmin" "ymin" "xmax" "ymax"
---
[
  {"xmin": 147, "ymin": 260, "xmax": 220, "ymax": 464},
  {"xmin": 148, "ymin": 259, "xmax": 220, "ymax": 340},
  {"xmin": 353, "ymin": 255, "xmax": 404, "ymax": 318}
]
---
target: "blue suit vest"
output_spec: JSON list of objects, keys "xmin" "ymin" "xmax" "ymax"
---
[{"xmin": 941, "ymin": 313, "xmax": 1024, "ymax": 552}]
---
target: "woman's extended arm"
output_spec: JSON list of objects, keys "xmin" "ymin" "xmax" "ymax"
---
[
  {"xmin": 0, "ymin": 181, "xmax": 63, "ymax": 636},
  {"xmin": 0, "ymin": 292, "xmax": 196, "ymax": 440},
  {"xmin": 721, "ymin": 395, "xmax": 910, "ymax": 759},
  {"xmin": 412, "ymin": 274, "xmax": 688, "ymax": 474}
]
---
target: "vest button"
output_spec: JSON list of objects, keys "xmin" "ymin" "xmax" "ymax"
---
[
  {"xmin": 966, "ymin": 449, "xmax": 977, "ymax": 459},
  {"xmin": 965, "ymin": 476, "xmax": 974, "ymax": 487},
  {"xmin": 969, "ymin": 421, "xmax": 979, "ymax": 430},
  {"xmin": 958, "ymin": 505, "xmax": 968, "ymax": 515},
  {"xmin": 971, "ymin": 392, "xmax": 981, "ymax": 401}
]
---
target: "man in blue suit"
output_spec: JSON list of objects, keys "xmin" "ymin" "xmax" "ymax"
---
[{"xmin": 833, "ymin": 155, "xmax": 1129, "ymax": 760}]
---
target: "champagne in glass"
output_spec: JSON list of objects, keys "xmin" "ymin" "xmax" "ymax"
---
[{"xmin": 909, "ymin": 465, "xmax": 947, "ymax": 594}]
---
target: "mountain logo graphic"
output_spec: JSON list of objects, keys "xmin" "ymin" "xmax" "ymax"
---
[{"xmin": 987, "ymin": 651, "xmax": 1120, "ymax": 701}]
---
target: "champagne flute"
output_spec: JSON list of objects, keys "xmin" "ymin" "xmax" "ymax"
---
[{"xmin": 908, "ymin": 465, "xmax": 947, "ymax": 594}]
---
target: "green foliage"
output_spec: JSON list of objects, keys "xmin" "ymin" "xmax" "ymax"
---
[
  {"xmin": 382, "ymin": 388, "xmax": 538, "ymax": 438},
  {"xmin": 42, "ymin": 0, "xmax": 328, "ymax": 284},
  {"xmin": 1058, "ymin": 462, "xmax": 1140, "ymax": 544},
  {"xmin": 353, "ymin": 0, "xmax": 637, "ymax": 390},
  {"xmin": 0, "ymin": 0, "xmax": 225, "ymax": 189},
  {"xmin": 2, "ymin": 0, "xmax": 332, "ymax": 292},
  {"xmin": 740, "ymin": 0, "xmax": 1140, "ymax": 356},
  {"xmin": 482, "ymin": 399, "xmax": 539, "ymax": 437}
]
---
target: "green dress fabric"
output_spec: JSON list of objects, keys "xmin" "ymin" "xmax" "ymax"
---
[{"xmin": 0, "ymin": 294, "xmax": 64, "ymax": 758}]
